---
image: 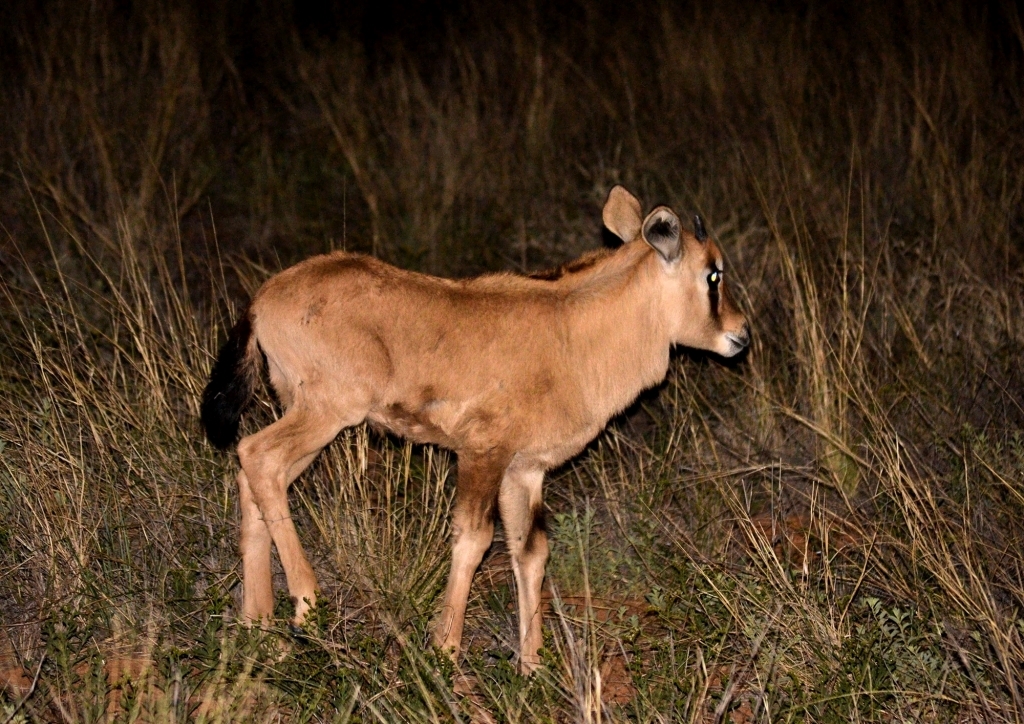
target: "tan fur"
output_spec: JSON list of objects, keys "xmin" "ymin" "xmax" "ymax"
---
[{"xmin": 220, "ymin": 186, "xmax": 749, "ymax": 673}]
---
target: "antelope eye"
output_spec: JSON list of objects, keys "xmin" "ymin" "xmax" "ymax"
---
[{"xmin": 707, "ymin": 270, "xmax": 721, "ymax": 286}]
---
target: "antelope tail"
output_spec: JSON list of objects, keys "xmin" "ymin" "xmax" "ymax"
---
[{"xmin": 201, "ymin": 309, "xmax": 260, "ymax": 450}]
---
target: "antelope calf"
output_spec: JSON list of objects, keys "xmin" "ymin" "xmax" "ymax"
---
[{"xmin": 201, "ymin": 186, "xmax": 749, "ymax": 672}]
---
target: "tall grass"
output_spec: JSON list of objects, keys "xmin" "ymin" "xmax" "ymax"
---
[{"xmin": 2, "ymin": 0, "xmax": 1023, "ymax": 720}]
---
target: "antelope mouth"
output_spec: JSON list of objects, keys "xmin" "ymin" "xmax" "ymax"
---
[{"xmin": 722, "ymin": 328, "xmax": 751, "ymax": 356}]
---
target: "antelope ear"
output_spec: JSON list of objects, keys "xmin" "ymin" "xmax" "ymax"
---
[
  {"xmin": 602, "ymin": 186, "xmax": 643, "ymax": 242},
  {"xmin": 642, "ymin": 206, "xmax": 681, "ymax": 262}
]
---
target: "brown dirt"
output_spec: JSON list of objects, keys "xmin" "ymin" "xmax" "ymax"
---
[{"xmin": 744, "ymin": 511, "xmax": 863, "ymax": 568}]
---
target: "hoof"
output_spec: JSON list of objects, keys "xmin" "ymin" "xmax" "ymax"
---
[
  {"xmin": 519, "ymin": 657, "xmax": 541, "ymax": 676},
  {"xmin": 453, "ymin": 672, "xmax": 475, "ymax": 696}
]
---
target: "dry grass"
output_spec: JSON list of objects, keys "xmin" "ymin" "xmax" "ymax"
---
[{"xmin": 2, "ymin": 0, "xmax": 1023, "ymax": 721}]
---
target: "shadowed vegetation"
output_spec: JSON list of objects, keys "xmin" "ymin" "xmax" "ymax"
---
[{"xmin": 1, "ymin": 0, "xmax": 1023, "ymax": 720}]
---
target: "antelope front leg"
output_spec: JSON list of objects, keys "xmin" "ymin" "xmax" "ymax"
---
[
  {"xmin": 433, "ymin": 453, "xmax": 502, "ymax": 661},
  {"xmin": 499, "ymin": 466, "xmax": 548, "ymax": 673}
]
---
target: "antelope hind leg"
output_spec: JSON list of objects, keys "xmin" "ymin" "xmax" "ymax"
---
[
  {"xmin": 238, "ymin": 469, "xmax": 274, "ymax": 622},
  {"xmin": 237, "ymin": 404, "xmax": 345, "ymax": 625}
]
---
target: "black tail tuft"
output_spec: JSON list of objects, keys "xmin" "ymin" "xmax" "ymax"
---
[{"xmin": 201, "ymin": 311, "xmax": 258, "ymax": 450}]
